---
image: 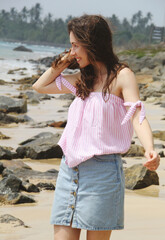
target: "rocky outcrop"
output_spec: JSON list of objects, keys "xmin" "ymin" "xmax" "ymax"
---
[
  {"xmin": 16, "ymin": 132, "xmax": 63, "ymax": 159},
  {"xmin": 0, "ymin": 96, "xmax": 27, "ymax": 113},
  {"xmin": 124, "ymin": 164, "xmax": 159, "ymax": 190},
  {"xmin": 13, "ymin": 45, "xmax": 32, "ymax": 52}
]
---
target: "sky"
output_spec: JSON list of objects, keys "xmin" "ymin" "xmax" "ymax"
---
[{"xmin": 0, "ymin": 0, "xmax": 165, "ymax": 27}]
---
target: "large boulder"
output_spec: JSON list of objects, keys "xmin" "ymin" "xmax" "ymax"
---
[
  {"xmin": 0, "ymin": 112, "xmax": 32, "ymax": 125},
  {"xmin": 16, "ymin": 132, "xmax": 63, "ymax": 159},
  {"xmin": 0, "ymin": 96, "xmax": 27, "ymax": 113},
  {"xmin": 124, "ymin": 164, "xmax": 159, "ymax": 190}
]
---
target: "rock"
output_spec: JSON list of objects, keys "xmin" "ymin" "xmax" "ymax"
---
[
  {"xmin": 154, "ymin": 144, "xmax": 165, "ymax": 149},
  {"xmin": 58, "ymin": 94, "xmax": 75, "ymax": 101},
  {"xmin": 0, "ymin": 214, "xmax": 29, "ymax": 227},
  {"xmin": 0, "ymin": 112, "xmax": 30, "ymax": 124},
  {"xmin": 19, "ymin": 132, "xmax": 54, "ymax": 145},
  {"xmin": 0, "ymin": 96, "xmax": 27, "ymax": 113},
  {"xmin": 0, "ymin": 146, "xmax": 12, "ymax": 160},
  {"xmin": 0, "ymin": 162, "xmax": 5, "ymax": 174},
  {"xmin": 153, "ymin": 130, "xmax": 165, "ymax": 141},
  {"xmin": 0, "ymin": 79, "xmax": 8, "ymax": 85},
  {"xmin": 29, "ymin": 120, "xmax": 55, "ymax": 128},
  {"xmin": 18, "ymin": 91, "xmax": 52, "ymax": 104},
  {"xmin": 3, "ymin": 168, "xmax": 58, "ymax": 181},
  {"xmin": 17, "ymin": 75, "xmax": 40, "ymax": 85},
  {"xmin": 16, "ymin": 133, "xmax": 63, "ymax": 159},
  {"xmin": 36, "ymin": 182, "xmax": 55, "ymax": 190},
  {"xmin": 48, "ymin": 120, "xmax": 67, "ymax": 128},
  {"xmin": 159, "ymin": 151, "xmax": 165, "ymax": 158},
  {"xmin": 0, "ymin": 175, "xmax": 22, "ymax": 193},
  {"xmin": 21, "ymin": 181, "xmax": 40, "ymax": 192},
  {"xmin": 122, "ymin": 144, "xmax": 145, "ymax": 157},
  {"xmin": 124, "ymin": 164, "xmax": 159, "ymax": 190},
  {"xmin": 13, "ymin": 45, "xmax": 32, "ymax": 52},
  {"xmin": 0, "ymin": 131, "xmax": 10, "ymax": 139},
  {"xmin": 7, "ymin": 68, "xmax": 27, "ymax": 74},
  {"xmin": 0, "ymin": 159, "xmax": 31, "ymax": 171},
  {"xmin": 0, "ymin": 192, "xmax": 35, "ymax": 204}
]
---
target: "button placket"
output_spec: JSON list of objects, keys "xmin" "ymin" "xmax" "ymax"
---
[{"xmin": 68, "ymin": 166, "xmax": 79, "ymax": 213}]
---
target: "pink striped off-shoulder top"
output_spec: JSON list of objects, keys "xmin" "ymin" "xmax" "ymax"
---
[{"xmin": 55, "ymin": 74, "xmax": 146, "ymax": 168}]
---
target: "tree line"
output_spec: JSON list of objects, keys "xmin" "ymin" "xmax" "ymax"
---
[{"xmin": 0, "ymin": 3, "xmax": 154, "ymax": 47}]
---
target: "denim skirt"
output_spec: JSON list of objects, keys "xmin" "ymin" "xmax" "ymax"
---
[{"xmin": 50, "ymin": 154, "xmax": 125, "ymax": 230}]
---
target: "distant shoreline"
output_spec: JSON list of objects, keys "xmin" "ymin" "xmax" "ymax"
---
[{"xmin": 0, "ymin": 38, "xmax": 70, "ymax": 49}]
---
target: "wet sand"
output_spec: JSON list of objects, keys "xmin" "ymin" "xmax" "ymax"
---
[{"xmin": 0, "ymin": 86, "xmax": 165, "ymax": 240}]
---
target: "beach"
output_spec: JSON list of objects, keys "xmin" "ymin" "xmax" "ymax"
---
[{"xmin": 0, "ymin": 41, "xmax": 165, "ymax": 240}]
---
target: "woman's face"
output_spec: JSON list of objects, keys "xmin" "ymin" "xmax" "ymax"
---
[{"xmin": 69, "ymin": 31, "xmax": 90, "ymax": 68}]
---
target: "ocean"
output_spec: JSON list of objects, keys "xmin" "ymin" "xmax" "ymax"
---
[{"xmin": 0, "ymin": 40, "xmax": 65, "ymax": 83}]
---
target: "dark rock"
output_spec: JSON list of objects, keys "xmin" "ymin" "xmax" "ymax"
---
[
  {"xmin": 0, "ymin": 162, "xmax": 5, "ymax": 174},
  {"xmin": 0, "ymin": 175, "xmax": 22, "ymax": 193},
  {"xmin": 13, "ymin": 45, "xmax": 32, "ymax": 52},
  {"xmin": 0, "ymin": 96, "xmax": 27, "ymax": 113},
  {"xmin": 124, "ymin": 164, "xmax": 159, "ymax": 190},
  {"xmin": 2, "ymin": 192, "xmax": 35, "ymax": 204},
  {"xmin": 21, "ymin": 181, "xmax": 40, "ymax": 192},
  {"xmin": 0, "ymin": 112, "xmax": 31, "ymax": 124},
  {"xmin": 0, "ymin": 214, "xmax": 29, "ymax": 227},
  {"xmin": 0, "ymin": 146, "xmax": 12, "ymax": 160},
  {"xmin": 2, "ymin": 168, "xmax": 14, "ymax": 178},
  {"xmin": 36, "ymin": 182, "xmax": 55, "ymax": 190},
  {"xmin": 159, "ymin": 151, "xmax": 165, "ymax": 158},
  {"xmin": 122, "ymin": 144, "xmax": 145, "ymax": 157},
  {"xmin": 19, "ymin": 132, "xmax": 54, "ymax": 145},
  {"xmin": 16, "ymin": 133, "xmax": 62, "ymax": 159}
]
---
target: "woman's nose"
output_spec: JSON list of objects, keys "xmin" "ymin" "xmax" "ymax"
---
[{"xmin": 70, "ymin": 47, "xmax": 75, "ymax": 56}]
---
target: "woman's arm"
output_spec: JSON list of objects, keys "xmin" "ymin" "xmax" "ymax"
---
[
  {"xmin": 32, "ymin": 51, "xmax": 79, "ymax": 94},
  {"xmin": 118, "ymin": 68, "xmax": 160, "ymax": 171}
]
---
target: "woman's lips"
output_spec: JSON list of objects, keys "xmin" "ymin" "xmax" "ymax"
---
[{"xmin": 76, "ymin": 58, "xmax": 81, "ymax": 63}]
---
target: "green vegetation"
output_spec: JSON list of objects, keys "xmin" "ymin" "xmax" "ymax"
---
[
  {"xmin": 0, "ymin": 3, "xmax": 158, "ymax": 47},
  {"xmin": 118, "ymin": 47, "xmax": 165, "ymax": 58}
]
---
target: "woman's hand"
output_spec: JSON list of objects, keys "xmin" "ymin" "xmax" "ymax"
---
[
  {"xmin": 143, "ymin": 150, "xmax": 160, "ymax": 171},
  {"xmin": 52, "ymin": 49, "xmax": 74, "ymax": 69}
]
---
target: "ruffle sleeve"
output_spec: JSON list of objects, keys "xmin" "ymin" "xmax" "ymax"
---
[
  {"xmin": 121, "ymin": 100, "xmax": 145, "ymax": 125},
  {"xmin": 55, "ymin": 74, "xmax": 76, "ymax": 95}
]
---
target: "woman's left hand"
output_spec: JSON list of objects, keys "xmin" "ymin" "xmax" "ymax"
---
[{"xmin": 143, "ymin": 150, "xmax": 160, "ymax": 171}]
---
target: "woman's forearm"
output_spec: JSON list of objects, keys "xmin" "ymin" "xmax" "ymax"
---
[
  {"xmin": 32, "ymin": 62, "xmax": 68, "ymax": 93},
  {"xmin": 132, "ymin": 116, "xmax": 154, "ymax": 152}
]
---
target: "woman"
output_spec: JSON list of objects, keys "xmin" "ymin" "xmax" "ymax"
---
[{"xmin": 32, "ymin": 15, "xmax": 160, "ymax": 240}]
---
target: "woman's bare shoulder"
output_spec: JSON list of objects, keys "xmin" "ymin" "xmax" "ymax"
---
[{"xmin": 117, "ymin": 67, "xmax": 136, "ymax": 87}]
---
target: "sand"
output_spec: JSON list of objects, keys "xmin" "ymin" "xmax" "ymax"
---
[{"xmin": 0, "ymin": 88, "xmax": 165, "ymax": 240}]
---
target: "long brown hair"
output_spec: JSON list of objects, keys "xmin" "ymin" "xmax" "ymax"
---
[{"xmin": 68, "ymin": 14, "xmax": 128, "ymax": 101}]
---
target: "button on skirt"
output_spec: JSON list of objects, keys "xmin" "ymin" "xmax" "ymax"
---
[{"xmin": 50, "ymin": 154, "xmax": 125, "ymax": 230}]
